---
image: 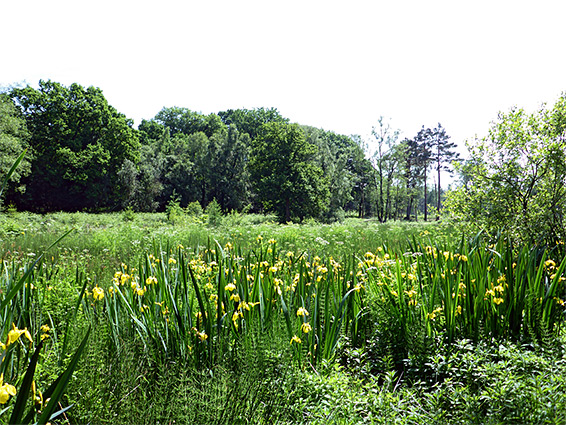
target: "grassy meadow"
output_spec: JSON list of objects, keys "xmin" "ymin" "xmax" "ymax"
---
[{"xmin": 0, "ymin": 211, "xmax": 565, "ymax": 424}]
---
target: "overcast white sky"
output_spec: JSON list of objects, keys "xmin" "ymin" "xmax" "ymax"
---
[{"xmin": 2, "ymin": 0, "xmax": 565, "ymax": 153}]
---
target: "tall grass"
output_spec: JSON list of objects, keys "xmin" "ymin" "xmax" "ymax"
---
[
  {"xmin": 0, "ymin": 232, "xmax": 89, "ymax": 424},
  {"xmin": 104, "ymin": 238, "xmax": 366, "ymax": 371},
  {"xmin": 363, "ymin": 234, "xmax": 566, "ymax": 352},
  {"xmin": 1, "ymin": 209, "xmax": 565, "ymax": 423}
]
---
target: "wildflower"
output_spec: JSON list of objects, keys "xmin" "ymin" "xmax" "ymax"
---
[
  {"xmin": 301, "ymin": 322, "xmax": 312, "ymax": 334},
  {"xmin": 545, "ymin": 259, "xmax": 556, "ymax": 269},
  {"xmin": 7, "ymin": 324, "xmax": 32, "ymax": 346},
  {"xmin": 330, "ymin": 257, "xmax": 341, "ymax": 270},
  {"xmin": 493, "ymin": 297, "xmax": 504, "ymax": 305},
  {"xmin": 225, "ymin": 283, "xmax": 236, "ymax": 292},
  {"xmin": 230, "ymin": 293, "xmax": 241, "ymax": 303},
  {"xmin": 146, "ymin": 276, "xmax": 158, "ymax": 286},
  {"xmin": 135, "ymin": 286, "xmax": 146, "ymax": 297},
  {"xmin": 232, "ymin": 311, "xmax": 241, "ymax": 329},
  {"xmin": 427, "ymin": 307, "xmax": 443, "ymax": 321},
  {"xmin": 0, "ymin": 374, "xmax": 16, "ymax": 404},
  {"xmin": 296, "ymin": 307, "xmax": 309, "ymax": 317},
  {"xmin": 93, "ymin": 285, "xmax": 104, "ymax": 301},
  {"xmin": 256, "ymin": 235, "xmax": 263, "ymax": 243},
  {"xmin": 405, "ymin": 289, "xmax": 417, "ymax": 298},
  {"xmin": 168, "ymin": 258, "xmax": 176, "ymax": 265},
  {"xmin": 460, "ymin": 255, "xmax": 468, "ymax": 262},
  {"xmin": 269, "ymin": 265, "xmax": 279, "ymax": 273},
  {"xmin": 290, "ymin": 335, "xmax": 302, "ymax": 345},
  {"xmin": 32, "ymin": 380, "xmax": 43, "ymax": 407},
  {"xmin": 455, "ymin": 305, "xmax": 462, "ymax": 315},
  {"xmin": 41, "ymin": 324, "xmax": 50, "ymax": 333},
  {"xmin": 268, "ymin": 238, "xmax": 276, "ymax": 244},
  {"xmin": 196, "ymin": 331, "xmax": 208, "ymax": 342}
]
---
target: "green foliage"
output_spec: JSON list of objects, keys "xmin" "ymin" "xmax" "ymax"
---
[
  {"xmin": 165, "ymin": 197, "xmax": 185, "ymax": 225},
  {"xmin": 0, "ymin": 96, "xmax": 31, "ymax": 198},
  {"xmin": 105, "ymin": 240, "xmax": 365, "ymax": 371},
  {"xmin": 0, "ymin": 231, "xmax": 90, "ymax": 424},
  {"xmin": 122, "ymin": 206, "xmax": 136, "ymax": 222},
  {"xmin": 249, "ymin": 122, "xmax": 330, "ymax": 222},
  {"xmin": 153, "ymin": 106, "xmax": 223, "ymax": 138},
  {"xmin": 185, "ymin": 201, "xmax": 203, "ymax": 217},
  {"xmin": 204, "ymin": 198, "xmax": 222, "ymax": 226},
  {"xmin": 218, "ymin": 107, "xmax": 289, "ymax": 139},
  {"xmin": 446, "ymin": 94, "xmax": 566, "ymax": 245},
  {"xmin": 0, "ymin": 212, "xmax": 564, "ymax": 423},
  {"xmin": 8, "ymin": 80, "xmax": 140, "ymax": 211}
]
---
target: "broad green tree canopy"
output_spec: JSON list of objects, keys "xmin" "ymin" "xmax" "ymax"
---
[
  {"xmin": 9, "ymin": 80, "xmax": 140, "ymax": 211},
  {"xmin": 249, "ymin": 122, "xmax": 329, "ymax": 222},
  {"xmin": 446, "ymin": 93, "xmax": 566, "ymax": 245},
  {"xmin": 0, "ymin": 95, "xmax": 31, "ymax": 196}
]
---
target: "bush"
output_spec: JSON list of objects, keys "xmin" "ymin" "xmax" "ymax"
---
[
  {"xmin": 166, "ymin": 198, "xmax": 185, "ymax": 225},
  {"xmin": 205, "ymin": 199, "xmax": 222, "ymax": 226},
  {"xmin": 185, "ymin": 201, "xmax": 203, "ymax": 217},
  {"xmin": 446, "ymin": 94, "xmax": 566, "ymax": 246},
  {"xmin": 122, "ymin": 206, "xmax": 136, "ymax": 222}
]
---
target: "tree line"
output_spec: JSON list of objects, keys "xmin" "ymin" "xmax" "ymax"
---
[{"xmin": 0, "ymin": 80, "xmax": 460, "ymax": 222}]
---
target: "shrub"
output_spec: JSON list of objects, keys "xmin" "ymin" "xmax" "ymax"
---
[
  {"xmin": 205, "ymin": 199, "xmax": 222, "ymax": 226},
  {"xmin": 185, "ymin": 201, "xmax": 203, "ymax": 217},
  {"xmin": 166, "ymin": 198, "xmax": 185, "ymax": 225}
]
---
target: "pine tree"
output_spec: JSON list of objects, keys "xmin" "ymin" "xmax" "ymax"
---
[{"xmin": 430, "ymin": 123, "xmax": 460, "ymax": 219}]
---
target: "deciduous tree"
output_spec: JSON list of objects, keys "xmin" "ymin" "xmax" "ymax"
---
[
  {"xmin": 249, "ymin": 122, "xmax": 329, "ymax": 222},
  {"xmin": 9, "ymin": 80, "xmax": 139, "ymax": 211},
  {"xmin": 446, "ymin": 94, "xmax": 566, "ymax": 245}
]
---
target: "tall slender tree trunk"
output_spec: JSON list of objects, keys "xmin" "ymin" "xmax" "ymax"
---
[
  {"xmin": 437, "ymin": 162, "xmax": 441, "ymax": 221},
  {"xmin": 423, "ymin": 167, "xmax": 428, "ymax": 222}
]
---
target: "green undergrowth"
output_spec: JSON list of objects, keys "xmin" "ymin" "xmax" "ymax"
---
[{"xmin": 0, "ymin": 212, "xmax": 564, "ymax": 424}]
